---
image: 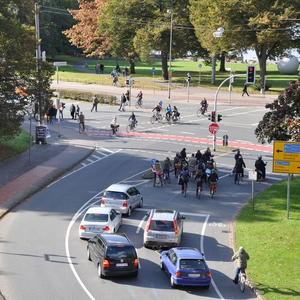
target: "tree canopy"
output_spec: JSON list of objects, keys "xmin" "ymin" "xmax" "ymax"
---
[{"xmin": 255, "ymin": 77, "xmax": 300, "ymax": 143}]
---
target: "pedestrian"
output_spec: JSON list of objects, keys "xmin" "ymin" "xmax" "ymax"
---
[
  {"xmin": 95, "ymin": 62, "xmax": 100, "ymax": 74},
  {"xmin": 70, "ymin": 103, "xmax": 75, "ymax": 120},
  {"xmin": 151, "ymin": 159, "xmax": 156, "ymax": 186},
  {"xmin": 119, "ymin": 94, "xmax": 126, "ymax": 111},
  {"xmin": 116, "ymin": 64, "xmax": 121, "ymax": 75},
  {"xmin": 125, "ymin": 89, "xmax": 130, "ymax": 104},
  {"xmin": 75, "ymin": 105, "xmax": 80, "ymax": 120},
  {"xmin": 124, "ymin": 66, "xmax": 129, "ymax": 76},
  {"xmin": 163, "ymin": 157, "xmax": 172, "ymax": 183},
  {"xmin": 232, "ymin": 246, "xmax": 250, "ymax": 284},
  {"xmin": 242, "ymin": 82, "xmax": 249, "ymax": 96},
  {"xmin": 113, "ymin": 74, "xmax": 118, "ymax": 87},
  {"xmin": 91, "ymin": 95, "xmax": 98, "ymax": 112},
  {"xmin": 48, "ymin": 105, "xmax": 56, "ymax": 125},
  {"xmin": 59, "ymin": 103, "xmax": 64, "ymax": 119},
  {"xmin": 100, "ymin": 63, "xmax": 104, "ymax": 74},
  {"xmin": 154, "ymin": 159, "xmax": 163, "ymax": 186}
]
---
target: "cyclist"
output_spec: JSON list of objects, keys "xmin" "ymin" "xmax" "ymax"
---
[
  {"xmin": 232, "ymin": 246, "xmax": 250, "ymax": 284},
  {"xmin": 174, "ymin": 153, "xmax": 181, "ymax": 177},
  {"xmin": 78, "ymin": 112, "xmax": 85, "ymax": 131},
  {"xmin": 154, "ymin": 159, "xmax": 163, "ymax": 186},
  {"xmin": 110, "ymin": 116, "xmax": 119, "ymax": 134},
  {"xmin": 173, "ymin": 106, "xmax": 180, "ymax": 118},
  {"xmin": 195, "ymin": 169, "xmax": 203, "ymax": 195},
  {"xmin": 136, "ymin": 91, "xmax": 143, "ymax": 103},
  {"xmin": 203, "ymin": 147, "xmax": 212, "ymax": 163},
  {"xmin": 235, "ymin": 155, "xmax": 246, "ymax": 184},
  {"xmin": 180, "ymin": 167, "xmax": 190, "ymax": 193},
  {"xmin": 209, "ymin": 169, "xmax": 218, "ymax": 191},
  {"xmin": 163, "ymin": 157, "xmax": 172, "ymax": 183},
  {"xmin": 200, "ymin": 98, "xmax": 208, "ymax": 114},
  {"xmin": 255, "ymin": 155, "xmax": 267, "ymax": 180},
  {"xmin": 152, "ymin": 104, "xmax": 162, "ymax": 119},
  {"xmin": 128, "ymin": 112, "xmax": 137, "ymax": 130},
  {"xmin": 164, "ymin": 104, "xmax": 172, "ymax": 120},
  {"xmin": 195, "ymin": 150, "xmax": 202, "ymax": 162},
  {"xmin": 189, "ymin": 153, "xmax": 197, "ymax": 168}
]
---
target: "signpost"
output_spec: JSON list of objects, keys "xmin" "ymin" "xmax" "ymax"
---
[
  {"xmin": 209, "ymin": 123, "xmax": 219, "ymax": 135},
  {"xmin": 53, "ymin": 62, "xmax": 67, "ymax": 84},
  {"xmin": 273, "ymin": 141, "xmax": 300, "ymax": 219},
  {"xmin": 152, "ymin": 67, "xmax": 155, "ymax": 93},
  {"xmin": 249, "ymin": 171, "xmax": 257, "ymax": 210},
  {"xmin": 198, "ymin": 64, "xmax": 202, "ymax": 86}
]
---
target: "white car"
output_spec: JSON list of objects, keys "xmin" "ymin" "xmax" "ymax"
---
[
  {"xmin": 101, "ymin": 184, "xmax": 143, "ymax": 217},
  {"xmin": 79, "ymin": 207, "xmax": 122, "ymax": 239}
]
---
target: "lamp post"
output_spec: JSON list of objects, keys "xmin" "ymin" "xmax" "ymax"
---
[
  {"xmin": 167, "ymin": 9, "xmax": 173, "ymax": 99},
  {"xmin": 211, "ymin": 27, "xmax": 224, "ymax": 85}
]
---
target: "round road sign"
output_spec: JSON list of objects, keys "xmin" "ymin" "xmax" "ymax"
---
[
  {"xmin": 209, "ymin": 123, "xmax": 219, "ymax": 134},
  {"xmin": 152, "ymin": 67, "xmax": 155, "ymax": 72}
]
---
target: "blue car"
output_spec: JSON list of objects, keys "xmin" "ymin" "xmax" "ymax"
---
[{"xmin": 160, "ymin": 247, "xmax": 211, "ymax": 289}]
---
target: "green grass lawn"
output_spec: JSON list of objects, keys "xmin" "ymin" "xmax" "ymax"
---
[
  {"xmin": 51, "ymin": 55, "xmax": 299, "ymax": 94},
  {"xmin": 0, "ymin": 131, "xmax": 33, "ymax": 163},
  {"xmin": 235, "ymin": 177, "xmax": 300, "ymax": 300}
]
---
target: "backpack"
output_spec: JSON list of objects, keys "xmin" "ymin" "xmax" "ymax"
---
[{"xmin": 181, "ymin": 172, "xmax": 189, "ymax": 182}]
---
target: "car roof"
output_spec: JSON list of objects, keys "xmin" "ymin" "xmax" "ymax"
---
[
  {"xmin": 85, "ymin": 207, "xmax": 112, "ymax": 214},
  {"xmin": 173, "ymin": 247, "xmax": 203, "ymax": 259},
  {"xmin": 151, "ymin": 209, "xmax": 176, "ymax": 220},
  {"xmin": 106, "ymin": 184, "xmax": 134, "ymax": 193},
  {"xmin": 99, "ymin": 233, "xmax": 132, "ymax": 246}
]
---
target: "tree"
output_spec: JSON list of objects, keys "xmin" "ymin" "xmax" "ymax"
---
[
  {"xmin": 255, "ymin": 77, "xmax": 300, "ymax": 144},
  {"xmin": 189, "ymin": 0, "xmax": 300, "ymax": 88}
]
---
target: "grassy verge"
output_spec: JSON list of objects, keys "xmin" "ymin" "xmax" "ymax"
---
[
  {"xmin": 51, "ymin": 55, "xmax": 299, "ymax": 94},
  {"xmin": 235, "ymin": 177, "xmax": 300, "ymax": 300},
  {"xmin": 0, "ymin": 131, "xmax": 33, "ymax": 163}
]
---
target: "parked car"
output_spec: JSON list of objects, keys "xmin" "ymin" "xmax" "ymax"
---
[
  {"xmin": 160, "ymin": 247, "xmax": 211, "ymax": 289},
  {"xmin": 143, "ymin": 209, "xmax": 185, "ymax": 249},
  {"xmin": 79, "ymin": 207, "xmax": 122, "ymax": 239},
  {"xmin": 87, "ymin": 233, "xmax": 139, "ymax": 278},
  {"xmin": 101, "ymin": 184, "xmax": 143, "ymax": 216}
]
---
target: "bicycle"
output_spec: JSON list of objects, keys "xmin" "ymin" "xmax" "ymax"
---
[
  {"xmin": 196, "ymin": 185, "xmax": 202, "ymax": 199},
  {"xmin": 236, "ymin": 172, "xmax": 242, "ymax": 185},
  {"xmin": 174, "ymin": 163, "xmax": 181, "ymax": 177},
  {"xmin": 171, "ymin": 113, "xmax": 180, "ymax": 123},
  {"xmin": 210, "ymin": 182, "xmax": 217, "ymax": 199},
  {"xmin": 126, "ymin": 120, "xmax": 137, "ymax": 133},
  {"xmin": 155, "ymin": 173, "xmax": 162, "ymax": 187},
  {"xmin": 183, "ymin": 182, "xmax": 187, "ymax": 197},
  {"xmin": 238, "ymin": 269, "xmax": 246, "ymax": 292},
  {"xmin": 162, "ymin": 114, "xmax": 172, "ymax": 124},
  {"xmin": 135, "ymin": 99, "xmax": 143, "ymax": 109},
  {"xmin": 150, "ymin": 113, "xmax": 162, "ymax": 124},
  {"xmin": 189, "ymin": 166, "xmax": 195, "ymax": 181},
  {"xmin": 79, "ymin": 122, "xmax": 84, "ymax": 134},
  {"xmin": 109, "ymin": 125, "xmax": 119, "ymax": 137},
  {"xmin": 196, "ymin": 104, "xmax": 208, "ymax": 117}
]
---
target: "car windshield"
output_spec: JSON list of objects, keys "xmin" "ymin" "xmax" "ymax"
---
[
  {"xmin": 149, "ymin": 220, "xmax": 174, "ymax": 231},
  {"xmin": 84, "ymin": 213, "xmax": 108, "ymax": 222},
  {"xmin": 180, "ymin": 259, "xmax": 207, "ymax": 270},
  {"xmin": 104, "ymin": 191, "xmax": 127, "ymax": 200},
  {"xmin": 106, "ymin": 246, "xmax": 136, "ymax": 259}
]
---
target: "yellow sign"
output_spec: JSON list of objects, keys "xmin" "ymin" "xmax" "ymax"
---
[
  {"xmin": 273, "ymin": 141, "xmax": 300, "ymax": 174},
  {"xmin": 168, "ymin": 71, "xmax": 172, "ymax": 76}
]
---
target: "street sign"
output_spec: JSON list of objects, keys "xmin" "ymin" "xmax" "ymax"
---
[
  {"xmin": 168, "ymin": 69, "xmax": 175, "ymax": 72},
  {"xmin": 53, "ymin": 62, "xmax": 67, "ymax": 66},
  {"xmin": 199, "ymin": 64, "xmax": 202, "ymax": 68},
  {"xmin": 209, "ymin": 123, "xmax": 219, "ymax": 134},
  {"xmin": 273, "ymin": 141, "xmax": 300, "ymax": 174},
  {"xmin": 152, "ymin": 67, "xmax": 155, "ymax": 72},
  {"xmin": 249, "ymin": 171, "xmax": 257, "ymax": 180}
]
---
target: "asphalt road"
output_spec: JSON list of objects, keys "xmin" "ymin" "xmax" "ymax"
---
[{"xmin": 0, "ymin": 100, "xmax": 285, "ymax": 300}]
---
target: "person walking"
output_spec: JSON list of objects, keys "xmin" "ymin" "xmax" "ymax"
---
[
  {"xmin": 70, "ymin": 104, "xmax": 75, "ymax": 120},
  {"xmin": 75, "ymin": 105, "xmax": 80, "ymax": 120},
  {"xmin": 232, "ymin": 246, "xmax": 250, "ymax": 284},
  {"xmin": 242, "ymin": 82, "xmax": 249, "ymax": 96},
  {"xmin": 100, "ymin": 63, "xmax": 104, "ymax": 74},
  {"xmin": 119, "ymin": 94, "xmax": 126, "ymax": 111},
  {"xmin": 48, "ymin": 105, "xmax": 56, "ymax": 125},
  {"xmin": 113, "ymin": 74, "xmax": 118, "ymax": 87},
  {"xmin": 95, "ymin": 62, "xmax": 100, "ymax": 74},
  {"xmin": 91, "ymin": 95, "xmax": 98, "ymax": 112}
]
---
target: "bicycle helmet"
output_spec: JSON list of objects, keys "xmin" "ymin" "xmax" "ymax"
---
[
  {"xmin": 258, "ymin": 155, "xmax": 262, "ymax": 159},
  {"xmin": 159, "ymin": 101, "xmax": 163, "ymax": 106}
]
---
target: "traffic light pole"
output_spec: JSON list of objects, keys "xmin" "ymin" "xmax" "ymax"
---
[{"xmin": 212, "ymin": 73, "xmax": 246, "ymax": 151}]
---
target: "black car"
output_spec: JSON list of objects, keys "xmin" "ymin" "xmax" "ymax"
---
[{"xmin": 87, "ymin": 233, "xmax": 139, "ymax": 278}]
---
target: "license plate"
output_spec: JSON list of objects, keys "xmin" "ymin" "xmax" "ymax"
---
[
  {"xmin": 89, "ymin": 227, "xmax": 99, "ymax": 231},
  {"xmin": 188, "ymin": 274, "xmax": 201, "ymax": 278},
  {"xmin": 116, "ymin": 263, "xmax": 128, "ymax": 267},
  {"xmin": 156, "ymin": 234, "xmax": 167, "ymax": 239}
]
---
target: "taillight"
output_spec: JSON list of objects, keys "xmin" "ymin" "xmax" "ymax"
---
[
  {"xmin": 134, "ymin": 259, "xmax": 139, "ymax": 267},
  {"xmin": 101, "ymin": 198, "xmax": 105, "ymax": 205},
  {"xmin": 173, "ymin": 220, "xmax": 178, "ymax": 234},
  {"xmin": 102, "ymin": 226, "xmax": 110, "ymax": 231},
  {"xmin": 207, "ymin": 272, "xmax": 211, "ymax": 277},
  {"xmin": 123, "ymin": 201, "xmax": 127, "ymax": 207},
  {"xmin": 80, "ymin": 225, "xmax": 86, "ymax": 230},
  {"xmin": 175, "ymin": 271, "xmax": 181, "ymax": 276},
  {"xmin": 103, "ymin": 260, "xmax": 109, "ymax": 268},
  {"xmin": 146, "ymin": 218, "xmax": 152, "ymax": 232}
]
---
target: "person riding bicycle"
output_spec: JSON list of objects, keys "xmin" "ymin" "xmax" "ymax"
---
[
  {"xmin": 154, "ymin": 159, "xmax": 164, "ymax": 186},
  {"xmin": 209, "ymin": 169, "xmax": 219, "ymax": 188},
  {"xmin": 234, "ymin": 155, "xmax": 246, "ymax": 184},
  {"xmin": 195, "ymin": 169, "xmax": 203, "ymax": 195},
  {"xmin": 173, "ymin": 106, "xmax": 180, "ymax": 118},
  {"xmin": 232, "ymin": 246, "xmax": 250, "ymax": 284},
  {"xmin": 255, "ymin": 155, "xmax": 267, "ymax": 180},
  {"xmin": 128, "ymin": 112, "xmax": 137, "ymax": 130},
  {"xmin": 165, "ymin": 104, "xmax": 172, "ymax": 120},
  {"xmin": 174, "ymin": 153, "xmax": 181, "ymax": 177},
  {"xmin": 189, "ymin": 153, "xmax": 197, "ymax": 168},
  {"xmin": 78, "ymin": 112, "xmax": 85, "ymax": 131},
  {"xmin": 136, "ymin": 91, "xmax": 143, "ymax": 103},
  {"xmin": 200, "ymin": 98, "xmax": 208, "ymax": 114},
  {"xmin": 180, "ymin": 167, "xmax": 190, "ymax": 193},
  {"xmin": 152, "ymin": 103, "xmax": 162, "ymax": 118},
  {"xmin": 203, "ymin": 147, "xmax": 212, "ymax": 163},
  {"xmin": 110, "ymin": 116, "xmax": 119, "ymax": 134}
]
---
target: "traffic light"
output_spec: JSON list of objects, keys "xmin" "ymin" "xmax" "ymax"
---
[
  {"xmin": 187, "ymin": 73, "xmax": 191, "ymax": 82},
  {"xmin": 208, "ymin": 111, "xmax": 216, "ymax": 122},
  {"xmin": 217, "ymin": 114, "xmax": 222, "ymax": 122},
  {"xmin": 125, "ymin": 79, "xmax": 129, "ymax": 85},
  {"xmin": 246, "ymin": 65, "xmax": 256, "ymax": 84}
]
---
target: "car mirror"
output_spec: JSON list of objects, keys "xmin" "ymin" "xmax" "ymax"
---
[
  {"xmin": 181, "ymin": 216, "xmax": 185, "ymax": 219},
  {"xmin": 201, "ymin": 253, "xmax": 205, "ymax": 257}
]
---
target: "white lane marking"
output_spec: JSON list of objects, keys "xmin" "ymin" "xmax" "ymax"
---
[
  {"xmin": 136, "ymin": 214, "xmax": 148, "ymax": 234},
  {"xmin": 101, "ymin": 147, "xmax": 114, "ymax": 153},
  {"xmin": 81, "ymin": 163, "xmax": 87, "ymax": 167},
  {"xmin": 180, "ymin": 132, "xmax": 195, "ymax": 135},
  {"xmin": 87, "ymin": 159, "xmax": 95, "ymax": 163},
  {"xmin": 91, "ymin": 155, "xmax": 101, "ymax": 159},
  {"xmin": 96, "ymin": 151, "xmax": 107, "ymax": 156}
]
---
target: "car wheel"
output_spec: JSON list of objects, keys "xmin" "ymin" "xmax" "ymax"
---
[
  {"xmin": 98, "ymin": 264, "xmax": 104, "ymax": 278},
  {"xmin": 144, "ymin": 243, "xmax": 149, "ymax": 249},
  {"xmin": 139, "ymin": 198, "xmax": 143, "ymax": 208},
  {"xmin": 204, "ymin": 284, "xmax": 210, "ymax": 289},
  {"xmin": 87, "ymin": 247, "xmax": 91, "ymax": 261},
  {"xmin": 127, "ymin": 207, "xmax": 132, "ymax": 217},
  {"xmin": 160, "ymin": 258, "xmax": 165, "ymax": 270},
  {"xmin": 170, "ymin": 276, "xmax": 177, "ymax": 288}
]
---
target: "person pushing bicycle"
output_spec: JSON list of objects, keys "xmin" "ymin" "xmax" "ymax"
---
[{"xmin": 232, "ymin": 246, "xmax": 250, "ymax": 284}]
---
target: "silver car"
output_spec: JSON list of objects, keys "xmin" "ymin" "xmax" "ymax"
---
[
  {"xmin": 101, "ymin": 184, "xmax": 143, "ymax": 216},
  {"xmin": 143, "ymin": 209, "xmax": 185, "ymax": 249},
  {"xmin": 79, "ymin": 207, "xmax": 122, "ymax": 239}
]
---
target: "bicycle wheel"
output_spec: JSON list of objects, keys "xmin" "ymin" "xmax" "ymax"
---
[
  {"xmin": 184, "ymin": 187, "xmax": 187, "ymax": 197},
  {"xmin": 197, "ymin": 187, "xmax": 201, "ymax": 199},
  {"xmin": 161, "ymin": 116, "xmax": 166, "ymax": 124},
  {"xmin": 237, "ymin": 173, "xmax": 241, "ymax": 185},
  {"xmin": 150, "ymin": 116, "xmax": 155, "ymax": 124},
  {"xmin": 239, "ymin": 272, "xmax": 245, "ymax": 292},
  {"xmin": 126, "ymin": 125, "xmax": 131, "ymax": 133},
  {"xmin": 109, "ymin": 129, "xmax": 113, "ymax": 137},
  {"xmin": 197, "ymin": 109, "xmax": 202, "ymax": 117},
  {"xmin": 158, "ymin": 114, "xmax": 163, "ymax": 123},
  {"xmin": 135, "ymin": 102, "xmax": 139, "ymax": 109},
  {"xmin": 139, "ymin": 100, "xmax": 143, "ymax": 107}
]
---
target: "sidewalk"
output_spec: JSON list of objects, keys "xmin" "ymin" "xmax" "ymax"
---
[{"xmin": 0, "ymin": 120, "xmax": 96, "ymax": 218}]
